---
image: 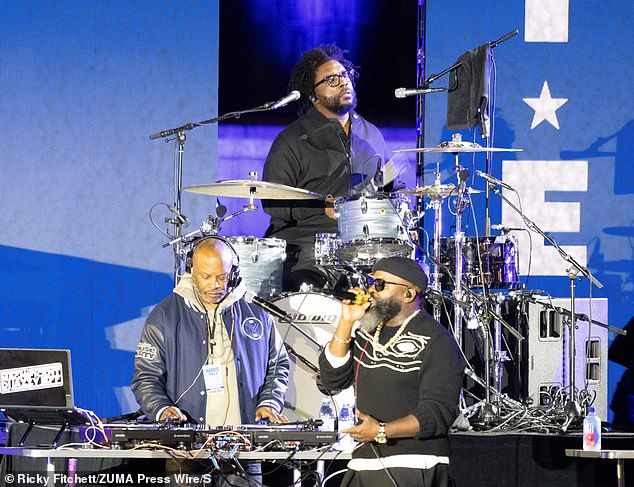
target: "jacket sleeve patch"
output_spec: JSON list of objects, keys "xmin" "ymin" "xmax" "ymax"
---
[{"xmin": 135, "ymin": 342, "xmax": 158, "ymax": 360}]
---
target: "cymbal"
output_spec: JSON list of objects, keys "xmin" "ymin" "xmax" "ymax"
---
[
  {"xmin": 404, "ymin": 183, "xmax": 456, "ymax": 198},
  {"xmin": 394, "ymin": 141, "xmax": 522, "ymax": 153},
  {"xmin": 185, "ymin": 180, "xmax": 322, "ymax": 200},
  {"xmin": 403, "ymin": 184, "xmax": 482, "ymax": 199}
]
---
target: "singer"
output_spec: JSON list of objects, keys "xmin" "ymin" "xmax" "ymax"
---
[
  {"xmin": 319, "ymin": 256, "xmax": 466, "ymax": 487},
  {"xmin": 131, "ymin": 237, "xmax": 289, "ymax": 485},
  {"xmin": 262, "ymin": 44, "xmax": 408, "ymax": 292}
]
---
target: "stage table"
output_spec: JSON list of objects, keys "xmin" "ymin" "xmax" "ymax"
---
[{"xmin": 566, "ymin": 449, "xmax": 634, "ymax": 487}]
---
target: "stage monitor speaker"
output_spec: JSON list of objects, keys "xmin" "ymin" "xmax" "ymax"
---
[{"xmin": 526, "ymin": 298, "xmax": 608, "ymax": 420}]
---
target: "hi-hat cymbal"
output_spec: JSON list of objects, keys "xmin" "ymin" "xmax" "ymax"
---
[
  {"xmin": 403, "ymin": 183, "xmax": 456, "ymax": 199},
  {"xmin": 185, "ymin": 180, "xmax": 322, "ymax": 200},
  {"xmin": 395, "ymin": 141, "xmax": 522, "ymax": 153},
  {"xmin": 403, "ymin": 184, "xmax": 482, "ymax": 199}
]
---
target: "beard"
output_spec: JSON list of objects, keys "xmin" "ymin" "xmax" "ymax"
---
[
  {"xmin": 357, "ymin": 296, "xmax": 402, "ymax": 333},
  {"xmin": 193, "ymin": 280, "xmax": 226, "ymax": 307},
  {"xmin": 321, "ymin": 88, "xmax": 357, "ymax": 116}
]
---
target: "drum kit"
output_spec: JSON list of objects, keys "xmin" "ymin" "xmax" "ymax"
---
[{"xmin": 166, "ymin": 139, "xmax": 529, "ymax": 420}]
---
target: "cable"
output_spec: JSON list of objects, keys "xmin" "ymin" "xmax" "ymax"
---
[{"xmin": 369, "ymin": 443, "xmax": 400, "ymax": 487}]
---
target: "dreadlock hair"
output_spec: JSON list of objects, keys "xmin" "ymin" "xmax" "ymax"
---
[{"xmin": 288, "ymin": 43, "xmax": 357, "ymax": 116}]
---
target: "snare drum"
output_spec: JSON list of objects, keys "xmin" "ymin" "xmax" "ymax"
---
[
  {"xmin": 271, "ymin": 292, "xmax": 354, "ymax": 420},
  {"xmin": 439, "ymin": 235, "xmax": 519, "ymax": 289},
  {"xmin": 226, "ymin": 236, "xmax": 286, "ymax": 298},
  {"xmin": 334, "ymin": 194, "xmax": 413, "ymax": 266},
  {"xmin": 314, "ymin": 233, "xmax": 341, "ymax": 266}
]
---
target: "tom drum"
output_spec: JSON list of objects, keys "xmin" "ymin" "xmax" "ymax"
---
[
  {"xmin": 334, "ymin": 194, "xmax": 413, "ymax": 266},
  {"xmin": 227, "ymin": 236, "xmax": 286, "ymax": 298}
]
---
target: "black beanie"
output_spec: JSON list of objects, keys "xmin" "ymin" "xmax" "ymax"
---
[{"xmin": 372, "ymin": 256, "xmax": 428, "ymax": 294}]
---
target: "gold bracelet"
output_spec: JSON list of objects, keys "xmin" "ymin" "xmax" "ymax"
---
[{"xmin": 332, "ymin": 335, "xmax": 352, "ymax": 345}]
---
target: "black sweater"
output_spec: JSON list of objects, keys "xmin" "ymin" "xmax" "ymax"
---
[
  {"xmin": 262, "ymin": 107, "xmax": 391, "ymax": 242},
  {"xmin": 319, "ymin": 310, "xmax": 465, "ymax": 459}
]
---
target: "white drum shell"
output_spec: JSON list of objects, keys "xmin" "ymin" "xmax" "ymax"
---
[
  {"xmin": 227, "ymin": 236, "xmax": 286, "ymax": 298},
  {"xmin": 334, "ymin": 194, "xmax": 413, "ymax": 265}
]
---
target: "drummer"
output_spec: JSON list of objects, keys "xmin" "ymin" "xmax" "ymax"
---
[{"xmin": 262, "ymin": 43, "xmax": 402, "ymax": 291}]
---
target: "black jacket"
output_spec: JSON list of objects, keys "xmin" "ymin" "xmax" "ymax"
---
[{"xmin": 262, "ymin": 107, "xmax": 391, "ymax": 242}]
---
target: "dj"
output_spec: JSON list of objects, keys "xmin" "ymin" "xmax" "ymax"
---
[
  {"xmin": 131, "ymin": 236, "xmax": 289, "ymax": 485},
  {"xmin": 262, "ymin": 44, "xmax": 406, "ymax": 292},
  {"xmin": 319, "ymin": 256, "xmax": 465, "ymax": 487}
]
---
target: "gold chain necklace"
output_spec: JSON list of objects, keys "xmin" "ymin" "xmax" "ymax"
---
[{"xmin": 372, "ymin": 310, "xmax": 420, "ymax": 352}]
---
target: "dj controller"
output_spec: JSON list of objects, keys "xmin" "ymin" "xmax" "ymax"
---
[{"xmin": 95, "ymin": 420, "xmax": 337, "ymax": 452}]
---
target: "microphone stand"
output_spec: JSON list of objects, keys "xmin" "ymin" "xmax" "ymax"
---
[
  {"xmin": 488, "ymin": 183, "xmax": 603, "ymax": 421},
  {"xmin": 150, "ymin": 102, "xmax": 294, "ymax": 285},
  {"xmin": 481, "ymin": 29, "xmax": 519, "ymax": 236}
]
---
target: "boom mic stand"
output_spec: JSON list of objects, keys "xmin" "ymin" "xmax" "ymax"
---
[
  {"xmin": 149, "ymin": 96, "xmax": 300, "ymax": 284},
  {"xmin": 488, "ymin": 183, "xmax": 604, "ymax": 421}
]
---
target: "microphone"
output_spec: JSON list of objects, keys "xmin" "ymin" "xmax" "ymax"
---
[
  {"xmin": 269, "ymin": 90, "xmax": 301, "ymax": 110},
  {"xmin": 245, "ymin": 291, "xmax": 294, "ymax": 322},
  {"xmin": 491, "ymin": 224, "xmax": 524, "ymax": 232},
  {"xmin": 454, "ymin": 169, "xmax": 469, "ymax": 213},
  {"xmin": 167, "ymin": 205, "xmax": 190, "ymax": 227},
  {"xmin": 209, "ymin": 202, "xmax": 227, "ymax": 233},
  {"xmin": 310, "ymin": 288, "xmax": 370, "ymax": 305},
  {"xmin": 457, "ymin": 168, "xmax": 469, "ymax": 194},
  {"xmin": 374, "ymin": 157, "xmax": 384, "ymax": 191},
  {"xmin": 475, "ymin": 170, "xmax": 513, "ymax": 190},
  {"xmin": 394, "ymin": 87, "xmax": 447, "ymax": 98}
]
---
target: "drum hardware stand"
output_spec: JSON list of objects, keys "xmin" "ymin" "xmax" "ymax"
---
[
  {"xmin": 464, "ymin": 288, "xmax": 524, "ymax": 424},
  {"xmin": 429, "ymin": 165, "xmax": 446, "ymax": 322},
  {"xmin": 487, "ymin": 184, "xmax": 604, "ymax": 421},
  {"xmin": 451, "ymin": 167, "xmax": 470, "ymax": 349},
  {"xmin": 149, "ymin": 100, "xmax": 299, "ymax": 285},
  {"xmin": 492, "ymin": 293, "xmax": 510, "ymax": 396}
]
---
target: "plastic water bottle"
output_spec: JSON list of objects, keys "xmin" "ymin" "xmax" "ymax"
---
[
  {"xmin": 583, "ymin": 407, "xmax": 601, "ymax": 451},
  {"xmin": 337, "ymin": 402, "xmax": 357, "ymax": 452},
  {"xmin": 318, "ymin": 398, "xmax": 335, "ymax": 432}
]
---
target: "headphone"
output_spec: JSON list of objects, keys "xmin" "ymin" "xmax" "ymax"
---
[
  {"xmin": 186, "ymin": 235, "xmax": 241, "ymax": 290},
  {"xmin": 405, "ymin": 289, "xmax": 413, "ymax": 299}
]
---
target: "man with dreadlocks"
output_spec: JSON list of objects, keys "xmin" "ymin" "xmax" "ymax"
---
[{"xmin": 262, "ymin": 44, "xmax": 398, "ymax": 291}]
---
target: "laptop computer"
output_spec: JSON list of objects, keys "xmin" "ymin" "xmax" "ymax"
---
[{"xmin": 0, "ymin": 348, "xmax": 88, "ymax": 425}]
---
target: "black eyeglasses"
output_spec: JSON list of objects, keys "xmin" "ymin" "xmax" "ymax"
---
[
  {"xmin": 313, "ymin": 69, "xmax": 358, "ymax": 89},
  {"xmin": 366, "ymin": 277, "xmax": 410, "ymax": 292}
]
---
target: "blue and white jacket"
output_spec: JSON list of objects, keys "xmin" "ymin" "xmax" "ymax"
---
[{"xmin": 131, "ymin": 276, "xmax": 289, "ymax": 424}]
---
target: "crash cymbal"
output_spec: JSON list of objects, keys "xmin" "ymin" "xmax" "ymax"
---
[
  {"xmin": 394, "ymin": 141, "xmax": 522, "ymax": 153},
  {"xmin": 185, "ymin": 180, "xmax": 322, "ymax": 200},
  {"xmin": 403, "ymin": 184, "xmax": 482, "ymax": 199}
]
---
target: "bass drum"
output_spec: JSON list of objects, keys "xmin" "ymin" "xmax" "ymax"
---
[
  {"xmin": 271, "ymin": 292, "xmax": 354, "ymax": 421},
  {"xmin": 226, "ymin": 236, "xmax": 285, "ymax": 299}
]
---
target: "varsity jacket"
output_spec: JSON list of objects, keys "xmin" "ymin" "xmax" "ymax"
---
[{"xmin": 131, "ymin": 277, "xmax": 289, "ymax": 424}]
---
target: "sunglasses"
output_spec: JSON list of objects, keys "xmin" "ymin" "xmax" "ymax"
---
[{"xmin": 366, "ymin": 277, "xmax": 410, "ymax": 292}]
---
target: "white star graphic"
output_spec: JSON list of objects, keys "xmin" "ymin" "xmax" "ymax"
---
[{"xmin": 523, "ymin": 81, "xmax": 568, "ymax": 130}]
